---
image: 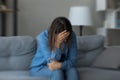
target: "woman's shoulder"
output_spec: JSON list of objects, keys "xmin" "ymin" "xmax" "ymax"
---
[
  {"xmin": 40, "ymin": 29, "xmax": 48, "ymax": 35},
  {"xmin": 36, "ymin": 30, "xmax": 48, "ymax": 40},
  {"xmin": 38, "ymin": 30, "xmax": 48, "ymax": 36}
]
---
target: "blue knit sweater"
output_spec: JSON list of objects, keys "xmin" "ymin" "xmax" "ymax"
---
[{"xmin": 30, "ymin": 30, "xmax": 77, "ymax": 71}]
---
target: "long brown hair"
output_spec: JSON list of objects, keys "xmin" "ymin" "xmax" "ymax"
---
[{"xmin": 48, "ymin": 17, "xmax": 72, "ymax": 51}]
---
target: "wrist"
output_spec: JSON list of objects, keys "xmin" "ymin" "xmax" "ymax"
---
[
  {"xmin": 55, "ymin": 43, "xmax": 60, "ymax": 48},
  {"xmin": 57, "ymin": 62, "xmax": 62, "ymax": 69}
]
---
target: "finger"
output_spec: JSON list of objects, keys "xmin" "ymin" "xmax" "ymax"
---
[
  {"xmin": 61, "ymin": 31, "xmax": 70, "ymax": 37},
  {"xmin": 49, "ymin": 65, "xmax": 56, "ymax": 70},
  {"xmin": 59, "ymin": 32, "xmax": 70, "ymax": 41},
  {"xmin": 64, "ymin": 32, "xmax": 70, "ymax": 37},
  {"xmin": 64, "ymin": 32, "xmax": 70, "ymax": 39},
  {"xmin": 49, "ymin": 66, "xmax": 54, "ymax": 70},
  {"xmin": 56, "ymin": 31, "xmax": 69, "ymax": 44},
  {"xmin": 58, "ymin": 32, "xmax": 68, "ymax": 40},
  {"xmin": 52, "ymin": 60, "xmax": 58, "ymax": 64},
  {"xmin": 57, "ymin": 36, "xmax": 65, "ymax": 43},
  {"xmin": 58, "ymin": 30, "xmax": 67, "ymax": 36},
  {"xmin": 48, "ymin": 64, "xmax": 54, "ymax": 70}
]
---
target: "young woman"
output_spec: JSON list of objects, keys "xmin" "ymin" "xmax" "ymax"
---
[{"xmin": 30, "ymin": 17, "xmax": 78, "ymax": 80}]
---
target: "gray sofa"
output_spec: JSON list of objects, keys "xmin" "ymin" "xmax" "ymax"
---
[
  {"xmin": 0, "ymin": 36, "xmax": 47, "ymax": 80},
  {"xmin": 77, "ymin": 36, "xmax": 120, "ymax": 80},
  {"xmin": 0, "ymin": 35, "xmax": 120, "ymax": 80}
]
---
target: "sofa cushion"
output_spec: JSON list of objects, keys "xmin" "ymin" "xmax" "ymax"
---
[
  {"xmin": 0, "ymin": 71, "xmax": 48, "ymax": 80},
  {"xmin": 0, "ymin": 36, "xmax": 36, "ymax": 70},
  {"xmin": 77, "ymin": 47, "xmax": 104, "ymax": 67},
  {"xmin": 92, "ymin": 46, "xmax": 120, "ymax": 69},
  {"xmin": 77, "ymin": 35, "xmax": 104, "ymax": 51},
  {"xmin": 78, "ymin": 67, "xmax": 120, "ymax": 80},
  {"xmin": 76, "ymin": 35, "xmax": 105, "ymax": 67}
]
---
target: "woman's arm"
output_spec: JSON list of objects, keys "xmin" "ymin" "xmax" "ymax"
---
[
  {"xmin": 48, "ymin": 32, "xmax": 77, "ymax": 70},
  {"xmin": 61, "ymin": 32, "xmax": 77, "ymax": 69},
  {"xmin": 37, "ymin": 31, "xmax": 61, "ymax": 65}
]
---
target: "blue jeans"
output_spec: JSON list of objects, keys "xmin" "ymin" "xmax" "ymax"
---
[{"xmin": 30, "ymin": 67, "xmax": 78, "ymax": 80}]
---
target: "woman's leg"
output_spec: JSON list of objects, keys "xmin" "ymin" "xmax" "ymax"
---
[
  {"xmin": 30, "ymin": 67, "xmax": 64, "ymax": 80},
  {"xmin": 51, "ymin": 69, "xmax": 64, "ymax": 80},
  {"xmin": 65, "ymin": 68, "xmax": 78, "ymax": 80}
]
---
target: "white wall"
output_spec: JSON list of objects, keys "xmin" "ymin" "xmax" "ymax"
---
[{"xmin": 5, "ymin": 0, "xmax": 100, "ymax": 37}]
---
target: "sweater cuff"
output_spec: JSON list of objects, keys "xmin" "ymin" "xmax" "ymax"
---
[
  {"xmin": 47, "ymin": 48, "xmax": 60, "ymax": 64},
  {"xmin": 47, "ymin": 57, "xmax": 51, "ymax": 64},
  {"xmin": 51, "ymin": 48, "xmax": 61, "ymax": 59}
]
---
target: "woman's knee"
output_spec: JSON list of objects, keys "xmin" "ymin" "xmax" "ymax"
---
[
  {"xmin": 66, "ymin": 68, "xmax": 78, "ymax": 77},
  {"xmin": 67, "ymin": 68, "xmax": 77, "ymax": 72},
  {"xmin": 66, "ymin": 68, "xmax": 78, "ymax": 80},
  {"xmin": 51, "ymin": 69, "xmax": 64, "ymax": 80},
  {"xmin": 52, "ymin": 69, "xmax": 63, "ymax": 76}
]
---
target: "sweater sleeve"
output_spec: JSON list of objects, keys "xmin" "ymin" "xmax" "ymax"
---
[{"xmin": 61, "ymin": 32, "xmax": 77, "ymax": 69}]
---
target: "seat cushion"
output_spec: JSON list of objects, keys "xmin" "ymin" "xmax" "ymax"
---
[
  {"xmin": 0, "ymin": 71, "xmax": 49, "ymax": 80},
  {"xmin": 78, "ymin": 67, "xmax": 120, "ymax": 80}
]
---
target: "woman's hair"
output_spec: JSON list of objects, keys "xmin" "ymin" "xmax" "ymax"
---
[{"xmin": 48, "ymin": 17, "xmax": 72, "ymax": 51}]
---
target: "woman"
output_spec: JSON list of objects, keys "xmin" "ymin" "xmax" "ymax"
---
[{"xmin": 30, "ymin": 17, "xmax": 78, "ymax": 80}]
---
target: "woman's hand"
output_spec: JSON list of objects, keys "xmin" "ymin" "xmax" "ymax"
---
[
  {"xmin": 48, "ymin": 60, "xmax": 62, "ymax": 70},
  {"xmin": 55, "ymin": 30, "xmax": 70, "ymax": 48}
]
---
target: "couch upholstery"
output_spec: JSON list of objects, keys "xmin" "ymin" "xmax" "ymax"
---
[
  {"xmin": 76, "ymin": 35, "xmax": 105, "ymax": 67},
  {"xmin": 77, "ymin": 35, "xmax": 120, "ymax": 80},
  {"xmin": 0, "ymin": 36, "xmax": 47, "ymax": 80},
  {"xmin": 0, "ymin": 35, "xmax": 120, "ymax": 80}
]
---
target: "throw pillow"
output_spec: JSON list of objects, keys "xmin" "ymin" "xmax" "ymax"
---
[
  {"xmin": 92, "ymin": 46, "xmax": 120, "ymax": 69},
  {"xmin": 77, "ymin": 47, "xmax": 104, "ymax": 67}
]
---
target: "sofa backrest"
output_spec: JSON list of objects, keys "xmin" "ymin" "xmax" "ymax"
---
[
  {"xmin": 0, "ymin": 36, "xmax": 36, "ymax": 70},
  {"xmin": 76, "ymin": 35, "xmax": 105, "ymax": 67}
]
